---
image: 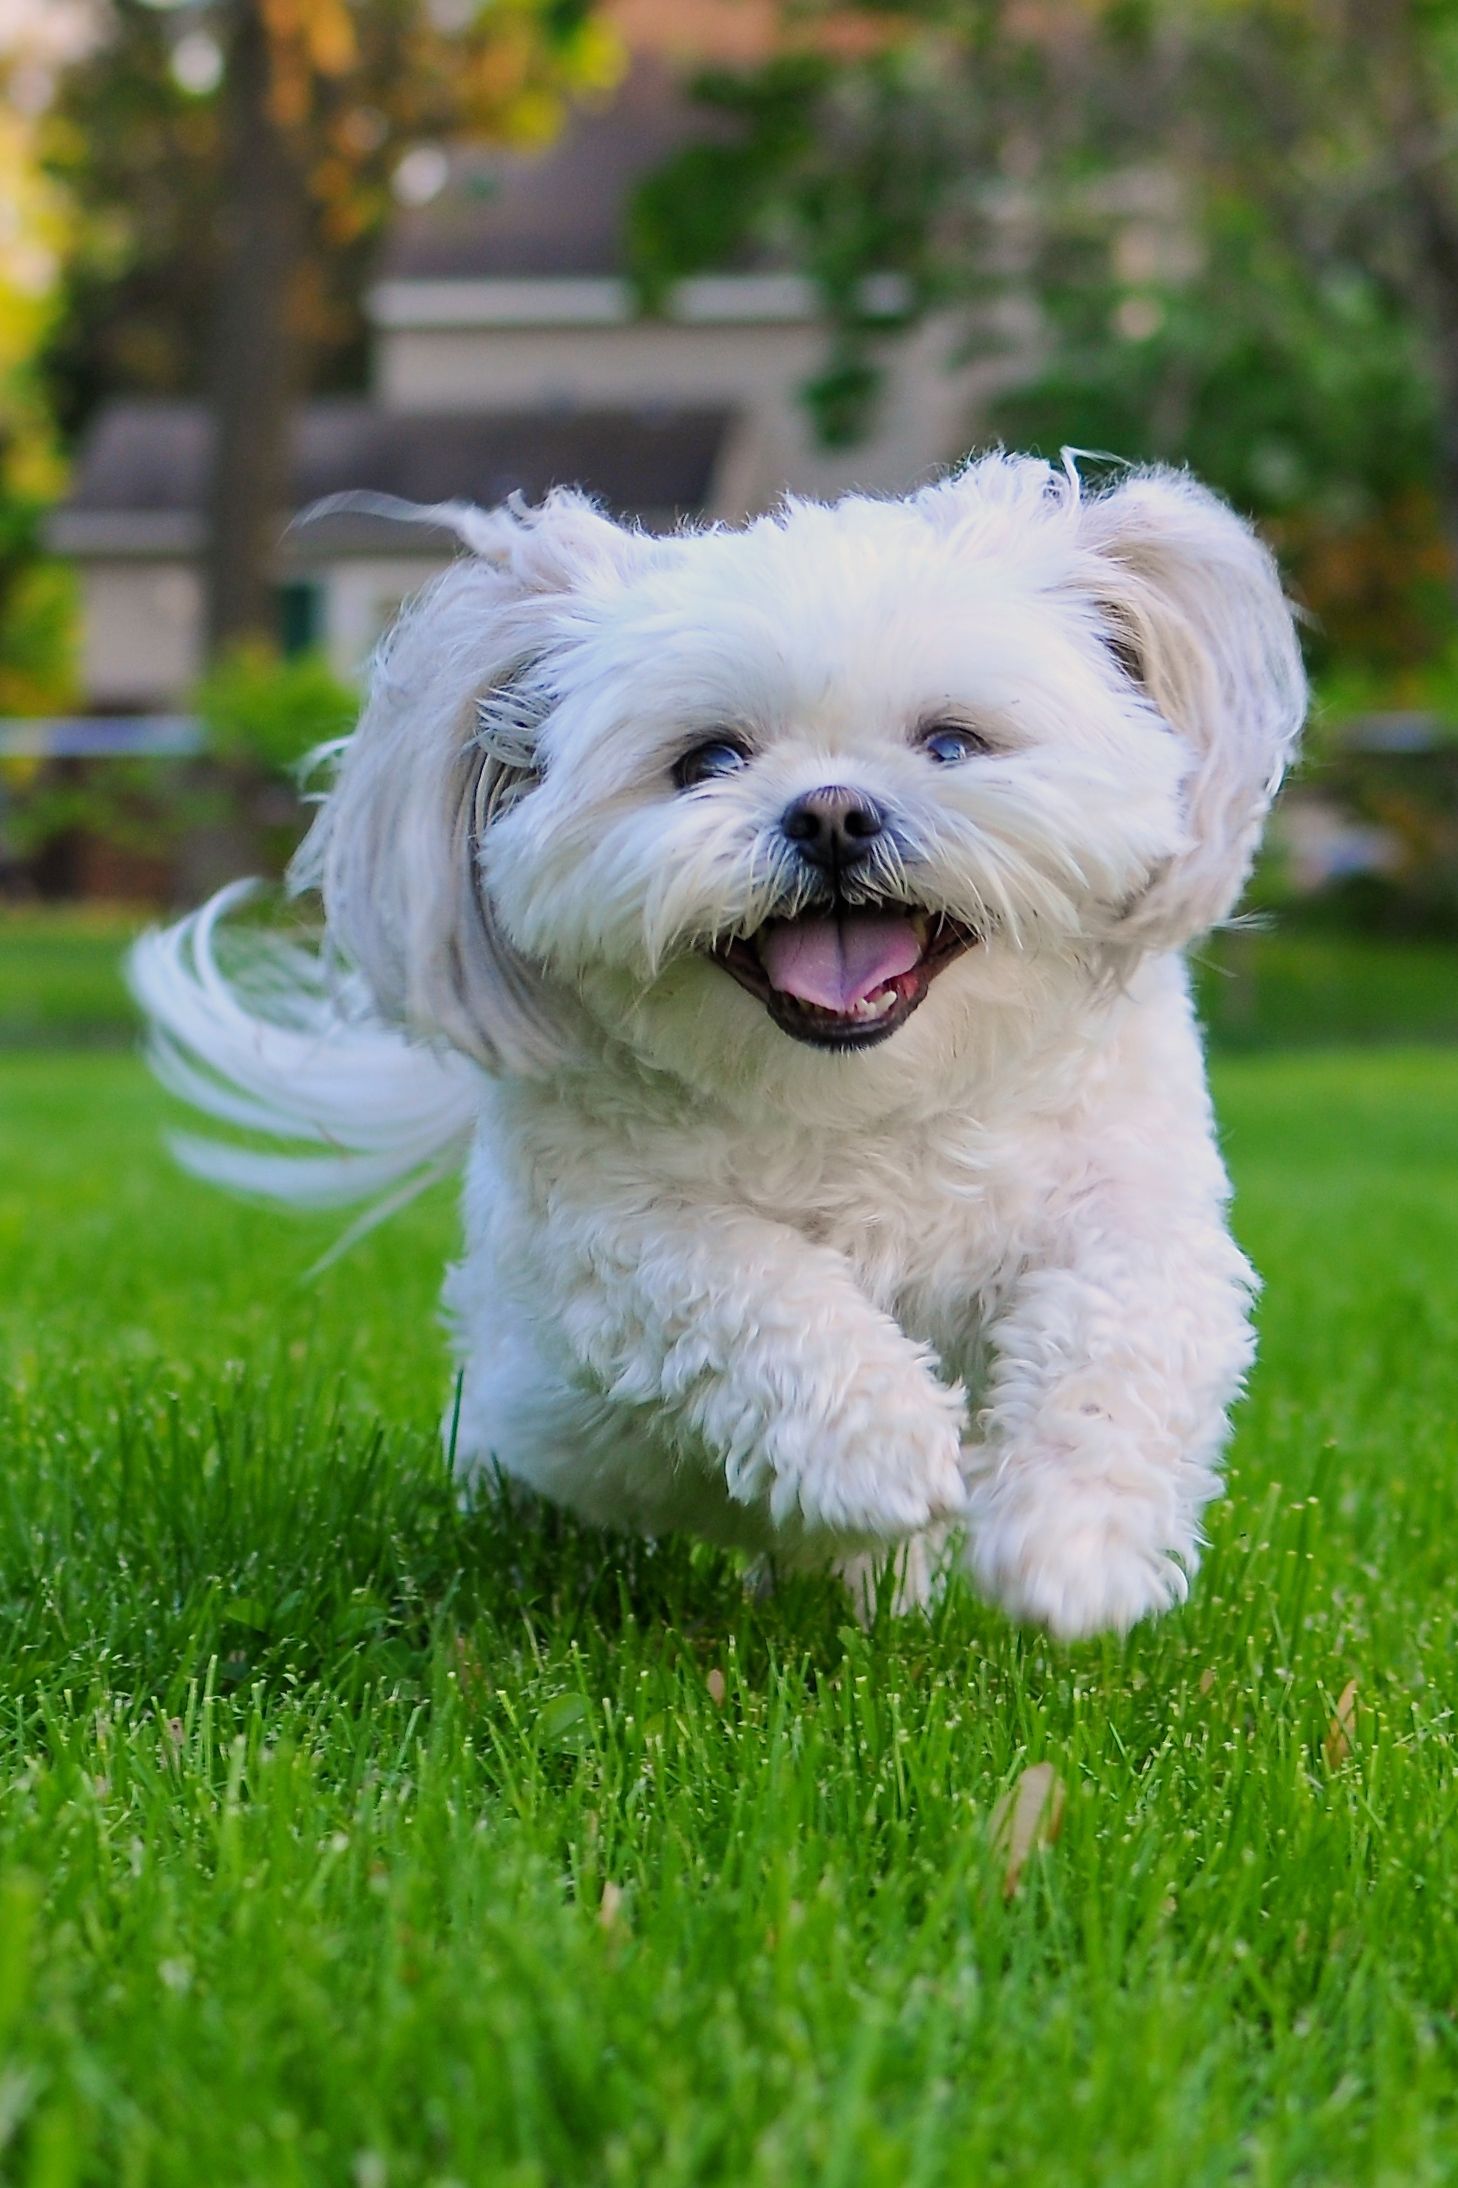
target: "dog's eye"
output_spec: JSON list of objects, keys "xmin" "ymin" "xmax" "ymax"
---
[
  {"xmin": 674, "ymin": 738, "xmax": 750, "ymax": 789},
  {"xmin": 921, "ymin": 725, "xmax": 988, "ymax": 765}
]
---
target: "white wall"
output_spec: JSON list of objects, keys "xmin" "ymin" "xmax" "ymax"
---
[
  {"xmin": 80, "ymin": 563, "xmax": 202, "ymax": 708},
  {"xmin": 75, "ymin": 556, "xmax": 448, "ymax": 707},
  {"xmin": 373, "ymin": 314, "xmax": 997, "ymax": 516},
  {"xmin": 72, "ymin": 303, "xmax": 1028, "ymax": 705},
  {"xmin": 320, "ymin": 555, "xmax": 451, "ymax": 680},
  {"xmin": 376, "ymin": 316, "xmax": 827, "ymax": 413}
]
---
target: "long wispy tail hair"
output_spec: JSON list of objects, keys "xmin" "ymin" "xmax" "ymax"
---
[
  {"xmin": 126, "ymin": 488, "xmax": 642, "ymax": 1243},
  {"xmin": 128, "ymin": 879, "xmax": 483, "ymax": 1246}
]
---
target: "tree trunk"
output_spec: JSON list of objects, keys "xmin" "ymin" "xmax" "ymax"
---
[
  {"xmin": 1399, "ymin": 171, "xmax": 1458, "ymax": 577},
  {"xmin": 1363, "ymin": 0, "xmax": 1458, "ymax": 581},
  {"xmin": 204, "ymin": 0, "xmax": 307, "ymax": 657}
]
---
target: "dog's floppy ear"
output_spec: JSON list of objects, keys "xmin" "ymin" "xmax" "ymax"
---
[
  {"xmin": 293, "ymin": 489, "xmax": 645, "ymax": 1074},
  {"xmin": 1075, "ymin": 467, "xmax": 1306, "ymax": 947}
]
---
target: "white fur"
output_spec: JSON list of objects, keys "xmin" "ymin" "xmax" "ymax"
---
[{"xmin": 131, "ymin": 453, "xmax": 1305, "ymax": 1639}]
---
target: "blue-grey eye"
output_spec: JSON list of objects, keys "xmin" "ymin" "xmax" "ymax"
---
[
  {"xmin": 675, "ymin": 738, "xmax": 749, "ymax": 789},
  {"xmin": 922, "ymin": 725, "xmax": 986, "ymax": 765}
]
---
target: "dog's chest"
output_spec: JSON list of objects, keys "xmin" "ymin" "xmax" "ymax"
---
[
  {"xmin": 722, "ymin": 1116, "xmax": 1051, "ymax": 1362},
  {"xmin": 498, "ymin": 1080, "xmax": 1072, "ymax": 1381}
]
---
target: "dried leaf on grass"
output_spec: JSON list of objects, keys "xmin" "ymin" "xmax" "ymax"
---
[
  {"xmin": 598, "ymin": 1881, "xmax": 626, "ymax": 1932},
  {"xmin": 989, "ymin": 1762, "xmax": 1066, "ymax": 1899},
  {"xmin": 1324, "ymin": 1678, "xmax": 1359, "ymax": 1771}
]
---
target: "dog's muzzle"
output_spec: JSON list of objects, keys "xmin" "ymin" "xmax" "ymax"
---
[{"xmin": 709, "ymin": 903, "xmax": 977, "ymax": 1051}]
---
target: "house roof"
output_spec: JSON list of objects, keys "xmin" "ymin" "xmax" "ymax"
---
[
  {"xmin": 378, "ymin": 58, "xmax": 724, "ymax": 284},
  {"xmin": 50, "ymin": 396, "xmax": 732, "ymax": 556}
]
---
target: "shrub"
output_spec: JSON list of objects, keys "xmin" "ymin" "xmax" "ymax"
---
[{"xmin": 194, "ymin": 646, "xmax": 357, "ymax": 780}]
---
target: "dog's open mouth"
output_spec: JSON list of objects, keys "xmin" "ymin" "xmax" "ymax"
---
[{"xmin": 710, "ymin": 906, "xmax": 977, "ymax": 1049}]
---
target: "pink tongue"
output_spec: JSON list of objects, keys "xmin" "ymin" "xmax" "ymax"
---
[{"xmin": 759, "ymin": 912, "xmax": 923, "ymax": 1013}]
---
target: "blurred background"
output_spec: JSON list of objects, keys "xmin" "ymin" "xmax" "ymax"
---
[{"xmin": 2, "ymin": 0, "xmax": 1457, "ymax": 1051}]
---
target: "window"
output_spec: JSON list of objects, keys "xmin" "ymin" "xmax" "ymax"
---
[{"xmin": 276, "ymin": 580, "xmax": 322, "ymax": 657}]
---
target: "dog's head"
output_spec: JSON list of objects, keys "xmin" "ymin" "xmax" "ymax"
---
[{"xmin": 300, "ymin": 455, "xmax": 1304, "ymax": 1108}]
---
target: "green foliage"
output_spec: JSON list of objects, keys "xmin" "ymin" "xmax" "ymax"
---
[
  {"xmin": 0, "ymin": 53, "xmax": 78, "ymax": 713},
  {"xmin": 630, "ymin": 58, "xmax": 829, "ymax": 310},
  {"xmin": 992, "ymin": 210, "xmax": 1435, "ymax": 541},
  {"xmin": 39, "ymin": 4, "xmax": 223, "ymax": 440},
  {"xmin": 0, "ymin": 652, "xmax": 356, "ymax": 892},
  {"xmin": 1315, "ymin": 645, "xmax": 1458, "ymax": 746},
  {"xmin": 42, "ymin": 0, "xmax": 623, "ymax": 439},
  {"xmin": 630, "ymin": 46, "xmax": 959, "ymax": 443},
  {"xmin": 0, "ymin": 554, "xmax": 76, "ymax": 716},
  {"xmin": 989, "ymin": 231, "xmax": 1451, "ymax": 678},
  {"xmin": 194, "ymin": 644, "xmax": 358, "ymax": 779},
  {"xmin": 633, "ymin": 1, "xmax": 1458, "ymax": 661},
  {"xmin": 2, "ymin": 1028, "xmax": 1458, "ymax": 2180},
  {"xmin": 1291, "ymin": 654, "xmax": 1458, "ymax": 939}
]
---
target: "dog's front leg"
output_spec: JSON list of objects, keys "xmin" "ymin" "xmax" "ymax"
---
[
  {"xmin": 542, "ymin": 1198, "xmax": 968, "ymax": 1542},
  {"xmin": 962, "ymin": 1187, "xmax": 1256, "ymax": 1640}
]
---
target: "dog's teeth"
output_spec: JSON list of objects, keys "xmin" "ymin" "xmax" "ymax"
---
[{"xmin": 911, "ymin": 914, "xmax": 929, "ymax": 947}]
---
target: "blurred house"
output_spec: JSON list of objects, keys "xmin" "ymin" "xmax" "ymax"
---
[{"xmin": 49, "ymin": 52, "xmax": 992, "ymax": 711}]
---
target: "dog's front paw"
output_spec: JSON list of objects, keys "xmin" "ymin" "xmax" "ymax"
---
[
  {"xmin": 762, "ymin": 1376, "xmax": 969, "ymax": 1543},
  {"xmin": 966, "ymin": 1480, "xmax": 1191, "ymax": 1641},
  {"xmin": 787, "ymin": 1444, "xmax": 966, "ymax": 1542}
]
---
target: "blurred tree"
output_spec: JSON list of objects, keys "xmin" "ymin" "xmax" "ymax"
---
[
  {"xmin": 0, "ymin": 22, "xmax": 82, "ymax": 713},
  {"xmin": 1089, "ymin": 0, "xmax": 1458, "ymax": 663},
  {"xmin": 631, "ymin": 0, "xmax": 1458, "ymax": 669},
  {"xmin": 48, "ymin": 0, "xmax": 621, "ymax": 655}
]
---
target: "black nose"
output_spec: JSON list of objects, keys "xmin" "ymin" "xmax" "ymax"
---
[{"xmin": 781, "ymin": 786, "xmax": 886, "ymax": 871}]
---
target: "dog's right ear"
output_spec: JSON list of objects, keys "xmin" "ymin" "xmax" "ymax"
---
[
  {"xmin": 293, "ymin": 490, "xmax": 650, "ymax": 1074},
  {"xmin": 916, "ymin": 454, "xmax": 1306, "ymax": 947},
  {"xmin": 1071, "ymin": 467, "xmax": 1307, "ymax": 948}
]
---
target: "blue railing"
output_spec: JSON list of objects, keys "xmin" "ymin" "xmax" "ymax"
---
[{"xmin": 0, "ymin": 716, "xmax": 202, "ymax": 760}]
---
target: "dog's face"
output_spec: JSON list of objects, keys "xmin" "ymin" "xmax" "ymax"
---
[
  {"xmin": 312, "ymin": 457, "xmax": 1305, "ymax": 1106},
  {"xmin": 481, "ymin": 501, "xmax": 1185, "ymax": 1094}
]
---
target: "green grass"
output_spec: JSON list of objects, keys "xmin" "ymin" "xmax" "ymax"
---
[
  {"xmin": 1194, "ymin": 924, "xmax": 1458, "ymax": 1050},
  {"xmin": 3, "ymin": 901, "xmax": 1458, "ymax": 1053},
  {"xmin": 0, "ymin": 905, "xmax": 145, "ymax": 1049},
  {"xmin": 3, "ymin": 936, "xmax": 1458, "ymax": 2182}
]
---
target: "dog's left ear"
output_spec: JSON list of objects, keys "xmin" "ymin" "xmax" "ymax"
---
[
  {"xmin": 1075, "ymin": 467, "xmax": 1306, "ymax": 946},
  {"xmin": 293, "ymin": 489, "xmax": 655, "ymax": 1074}
]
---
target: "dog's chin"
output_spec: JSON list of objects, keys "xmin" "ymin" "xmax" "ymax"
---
[{"xmin": 708, "ymin": 905, "xmax": 978, "ymax": 1052}]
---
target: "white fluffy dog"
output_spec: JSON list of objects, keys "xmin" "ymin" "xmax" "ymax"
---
[{"xmin": 132, "ymin": 452, "xmax": 1306, "ymax": 1639}]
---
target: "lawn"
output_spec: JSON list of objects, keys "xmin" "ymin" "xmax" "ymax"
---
[
  {"xmin": 7, "ymin": 900, "xmax": 1458, "ymax": 1053},
  {"xmin": 2, "ymin": 925, "xmax": 1458, "ymax": 2184}
]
